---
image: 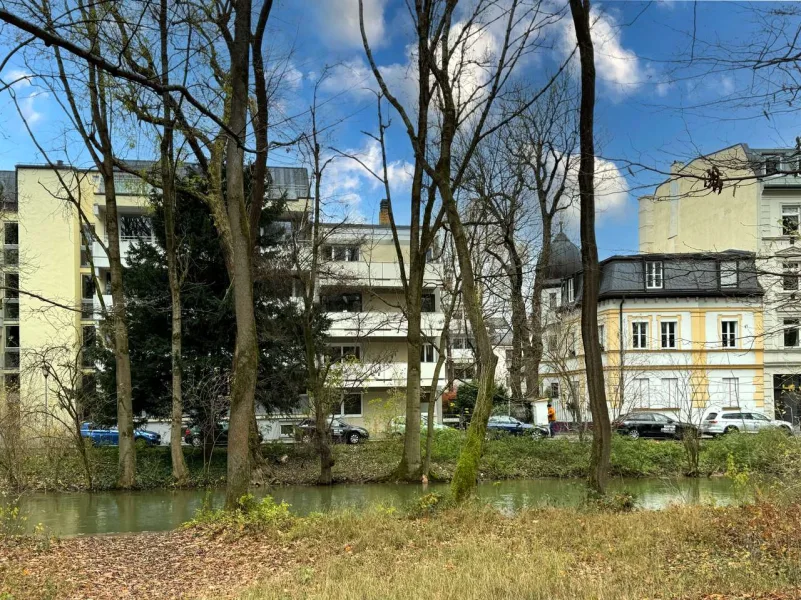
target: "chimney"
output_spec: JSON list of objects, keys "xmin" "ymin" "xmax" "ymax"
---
[
  {"xmin": 378, "ymin": 199, "xmax": 390, "ymax": 226},
  {"xmin": 56, "ymin": 160, "xmax": 64, "ymax": 167}
]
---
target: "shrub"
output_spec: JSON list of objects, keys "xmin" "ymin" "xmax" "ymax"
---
[
  {"xmin": 187, "ymin": 494, "xmax": 295, "ymax": 535},
  {"xmin": 699, "ymin": 429, "xmax": 798, "ymax": 476}
]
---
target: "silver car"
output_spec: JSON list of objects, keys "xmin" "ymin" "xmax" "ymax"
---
[{"xmin": 701, "ymin": 410, "xmax": 793, "ymax": 436}]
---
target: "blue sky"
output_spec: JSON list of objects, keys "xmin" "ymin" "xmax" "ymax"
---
[{"xmin": 1, "ymin": 1, "xmax": 799, "ymax": 258}]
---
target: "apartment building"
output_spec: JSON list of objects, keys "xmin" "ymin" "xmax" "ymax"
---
[
  {"xmin": 300, "ymin": 202, "xmax": 447, "ymax": 434},
  {"xmin": 639, "ymin": 144, "xmax": 801, "ymax": 422},
  {"xmin": 538, "ymin": 242, "xmax": 765, "ymax": 424}
]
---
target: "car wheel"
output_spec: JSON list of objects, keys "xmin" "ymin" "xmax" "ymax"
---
[
  {"xmin": 531, "ymin": 429, "xmax": 545, "ymax": 440},
  {"xmin": 627, "ymin": 429, "xmax": 640, "ymax": 440},
  {"xmin": 347, "ymin": 432, "xmax": 361, "ymax": 445},
  {"xmin": 301, "ymin": 433, "xmax": 312, "ymax": 444},
  {"xmin": 724, "ymin": 426, "xmax": 739, "ymax": 435},
  {"xmin": 781, "ymin": 425, "xmax": 793, "ymax": 436},
  {"xmin": 191, "ymin": 436, "xmax": 202, "ymax": 448}
]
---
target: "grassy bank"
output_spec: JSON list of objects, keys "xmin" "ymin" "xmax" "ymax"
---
[
  {"xmin": 4, "ymin": 429, "xmax": 800, "ymax": 492},
  {"xmin": 2, "ymin": 497, "xmax": 801, "ymax": 599}
]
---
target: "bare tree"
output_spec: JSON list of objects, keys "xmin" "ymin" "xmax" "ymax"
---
[{"xmin": 569, "ymin": 0, "xmax": 611, "ymax": 495}]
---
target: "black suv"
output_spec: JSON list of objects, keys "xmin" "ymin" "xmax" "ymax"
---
[
  {"xmin": 613, "ymin": 412, "xmax": 697, "ymax": 440},
  {"xmin": 184, "ymin": 422, "xmax": 263, "ymax": 447},
  {"xmin": 295, "ymin": 418, "xmax": 369, "ymax": 445}
]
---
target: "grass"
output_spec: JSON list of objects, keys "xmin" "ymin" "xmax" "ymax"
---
[
  {"xmin": 3, "ymin": 428, "xmax": 799, "ymax": 492},
  {"xmin": 232, "ymin": 499, "xmax": 801, "ymax": 600}
]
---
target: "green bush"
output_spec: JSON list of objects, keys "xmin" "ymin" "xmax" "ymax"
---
[
  {"xmin": 187, "ymin": 494, "xmax": 295, "ymax": 534},
  {"xmin": 699, "ymin": 429, "xmax": 798, "ymax": 476},
  {"xmin": 610, "ymin": 437, "xmax": 685, "ymax": 478}
]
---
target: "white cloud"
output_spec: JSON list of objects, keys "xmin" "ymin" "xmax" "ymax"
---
[
  {"xmin": 560, "ymin": 156, "xmax": 630, "ymax": 230},
  {"xmin": 1, "ymin": 69, "xmax": 48, "ymax": 125},
  {"xmin": 320, "ymin": 139, "xmax": 413, "ymax": 222},
  {"xmin": 311, "ymin": 0, "xmax": 390, "ymax": 49}
]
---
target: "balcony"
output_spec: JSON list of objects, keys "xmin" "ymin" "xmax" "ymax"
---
[
  {"xmin": 92, "ymin": 236, "xmax": 155, "ymax": 269},
  {"xmin": 318, "ymin": 261, "xmax": 443, "ymax": 288},
  {"xmin": 338, "ymin": 361, "xmax": 447, "ymax": 388},
  {"xmin": 325, "ymin": 311, "xmax": 445, "ymax": 338}
]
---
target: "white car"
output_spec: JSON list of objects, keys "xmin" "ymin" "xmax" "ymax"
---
[
  {"xmin": 701, "ymin": 410, "xmax": 793, "ymax": 436},
  {"xmin": 388, "ymin": 415, "xmax": 447, "ymax": 436}
]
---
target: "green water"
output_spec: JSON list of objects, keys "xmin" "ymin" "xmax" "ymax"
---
[{"xmin": 12, "ymin": 477, "xmax": 740, "ymax": 536}]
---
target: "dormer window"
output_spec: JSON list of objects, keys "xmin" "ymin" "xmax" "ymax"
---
[
  {"xmin": 720, "ymin": 261, "xmax": 738, "ymax": 288},
  {"xmin": 327, "ymin": 245, "xmax": 360, "ymax": 262},
  {"xmin": 565, "ymin": 278, "xmax": 575, "ymax": 303},
  {"xmin": 646, "ymin": 261, "xmax": 663, "ymax": 289},
  {"xmin": 765, "ymin": 156, "xmax": 780, "ymax": 176}
]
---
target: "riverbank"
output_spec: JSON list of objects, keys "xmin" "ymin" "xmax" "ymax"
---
[
  {"xmin": 2, "ymin": 498, "xmax": 801, "ymax": 599},
  {"xmin": 4, "ymin": 429, "xmax": 799, "ymax": 492}
]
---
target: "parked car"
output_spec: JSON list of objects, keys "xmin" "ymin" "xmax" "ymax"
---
[
  {"xmin": 613, "ymin": 412, "xmax": 697, "ymax": 440},
  {"xmin": 702, "ymin": 411, "xmax": 793, "ymax": 436},
  {"xmin": 388, "ymin": 415, "xmax": 447, "ymax": 436},
  {"xmin": 183, "ymin": 422, "xmax": 263, "ymax": 447},
  {"xmin": 486, "ymin": 415, "xmax": 549, "ymax": 439},
  {"xmin": 80, "ymin": 422, "xmax": 161, "ymax": 447},
  {"xmin": 294, "ymin": 418, "xmax": 369, "ymax": 445}
]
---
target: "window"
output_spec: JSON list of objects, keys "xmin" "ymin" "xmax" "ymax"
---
[
  {"xmin": 104, "ymin": 272, "xmax": 112, "ymax": 295},
  {"xmin": 279, "ymin": 424, "xmax": 295, "ymax": 437},
  {"xmin": 425, "ymin": 247, "xmax": 435, "ymax": 262},
  {"xmin": 3, "ymin": 247, "xmax": 17, "ymax": 267},
  {"xmin": 421, "ymin": 292, "xmax": 436, "ymax": 313},
  {"xmin": 785, "ymin": 318, "xmax": 800, "ymax": 347},
  {"xmin": 82, "ymin": 274, "xmax": 95, "ymax": 300},
  {"xmin": 721, "ymin": 320, "xmax": 737, "ymax": 348},
  {"xmin": 330, "ymin": 345, "xmax": 361, "ymax": 363},
  {"xmin": 784, "ymin": 262, "xmax": 800, "ymax": 291},
  {"xmin": 566, "ymin": 278, "xmax": 575, "ymax": 303},
  {"xmin": 119, "ymin": 215, "xmax": 153, "ymax": 240},
  {"xmin": 720, "ymin": 261, "xmax": 738, "ymax": 288},
  {"xmin": 660, "ymin": 378, "xmax": 679, "ymax": 408},
  {"xmin": 646, "ymin": 261, "xmax": 663, "ymax": 289},
  {"xmin": 547, "ymin": 335, "xmax": 557, "ymax": 352},
  {"xmin": 549, "ymin": 382, "xmax": 560, "ymax": 399},
  {"xmin": 4, "ymin": 374, "xmax": 19, "ymax": 402},
  {"xmin": 3, "ymin": 302, "xmax": 18, "ymax": 321},
  {"xmin": 4, "ymin": 325, "xmax": 19, "ymax": 349},
  {"xmin": 82, "ymin": 326, "xmax": 96, "ymax": 367},
  {"xmin": 452, "ymin": 336, "xmax": 473, "ymax": 351},
  {"xmin": 421, "ymin": 343, "xmax": 436, "ymax": 363},
  {"xmin": 569, "ymin": 332, "xmax": 577, "ymax": 355},
  {"xmin": 3, "ymin": 222, "xmax": 18, "ymax": 245},
  {"xmin": 765, "ymin": 156, "xmax": 780, "ymax": 176},
  {"xmin": 633, "ymin": 378, "xmax": 650, "ymax": 408},
  {"xmin": 598, "ymin": 324, "xmax": 605, "ymax": 350},
  {"xmin": 327, "ymin": 245, "xmax": 360, "ymax": 262},
  {"xmin": 4, "ymin": 325, "xmax": 19, "ymax": 370},
  {"xmin": 334, "ymin": 393, "xmax": 362, "ymax": 416},
  {"xmin": 505, "ymin": 349, "xmax": 514, "ymax": 363},
  {"xmin": 320, "ymin": 292, "xmax": 362, "ymax": 312},
  {"xmin": 632, "ymin": 321, "xmax": 648, "ymax": 349},
  {"xmin": 783, "ymin": 206, "xmax": 800, "ymax": 236},
  {"xmin": 454, "ymin": 364, "xmax": 475, "ymax": 381},
  {"xmin": 549, "ymin": 293, "xmax": 557, "ymax": 309},
  {"xmin": 722, "ymin": 378, "xmax": 739, "ymax": 405},
  {"xmin": 4, "ymin": 273, "xmax": 18, "ymax": 300},
  {"xmin": 660, "ymin": 321, "xmax": 677, "ymax": 349}
]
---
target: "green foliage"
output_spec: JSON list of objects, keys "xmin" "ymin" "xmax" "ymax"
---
[
  {"xmin": 405, "ymin": 492, "xmax": 445, "ymax": 518},
  {"xmin": 610, "ymin": 436, "xmax": 687, "ymax": 477},
  {"xmin": 454, "ymin": 381, "xmax": 509, "ymax": 413},
  {"xmin": 0, "ymin": 496, "xmax": 51, "ymax": 551},
  {"xmin": 700, "ymin": 429, "xmax": 797, "ymax": 476},
  {"xmin": 187, "ymin": 494, "xmax": 295, "ymax": 534},
  {"xmin": 586, "ymin": 491, "xmax": 637, "ymax": 513}
]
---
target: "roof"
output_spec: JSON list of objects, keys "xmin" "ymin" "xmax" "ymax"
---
[{"xmin": 545, "ymin": 231, "xmax": 581, "ymax": 280}]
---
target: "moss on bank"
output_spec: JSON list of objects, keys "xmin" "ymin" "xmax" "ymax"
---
[{"xmin": 3, "ymin": 428, "xmax": 798, "ymax": 492}]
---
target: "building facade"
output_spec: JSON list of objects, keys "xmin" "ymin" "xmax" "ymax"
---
[
  {"xmin": 639, "ymin": 144, "xmax": 801, "ymax": 422},
  {"xmin": 538, "ymin": 245, "xmax": 765, "ymax": 425}
]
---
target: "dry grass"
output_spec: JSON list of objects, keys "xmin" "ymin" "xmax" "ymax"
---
[{"xmin": 238, "ymin": 502, "xmax": 801, "ymax": 600}]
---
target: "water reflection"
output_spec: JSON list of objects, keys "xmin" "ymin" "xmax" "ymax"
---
[{"xmin": 13, "ymin": 477, "xmax": 739, "ymax": 537}]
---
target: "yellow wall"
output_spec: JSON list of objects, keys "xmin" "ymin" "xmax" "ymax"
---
[{"xmin": 639, "ymin": 145, "xmax": 759, "ymax": 253}]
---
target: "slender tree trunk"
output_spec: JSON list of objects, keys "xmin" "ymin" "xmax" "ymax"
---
[
  {"xmin": 423, "ymin": 313, "xmax": 451, "ymax": 477},
  {"xmin": 528, "ymin": 222, "xmax": 552, "ymax": 401},
  {"xmin": 397, "ymin": 274, "xmax": 423, "ymax": 480},
  {"xmin": 159, "ymin": 0, "xmax": 189, "ymax": 486},
  {"xmin": 569, "ymin": 0, "xmax": 611, "ymax": 495},
  {"xmin": 223, "ymin": 0, "xmax": 258, "ymax": 509},
  {"xmin": 507, "ymin": 255, "xmax": 526, "ymax": 402},
  {"xmin": 102, "ymin": 166, "xmax": 136, "ymax": 488}
]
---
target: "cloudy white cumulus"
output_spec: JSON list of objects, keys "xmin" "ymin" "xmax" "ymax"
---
[
  {"xmin": 1, "ymin": 69, "xmax": 48, "ymax": 126},
  {"xmin": 310, "ymin": 0, "xmax": 390, "ymax": 49}
]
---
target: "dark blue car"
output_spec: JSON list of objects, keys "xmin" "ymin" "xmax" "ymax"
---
[
  {"xmin": 486, "ymin": 416, "xmax": 548, "ymax": 439},
  {"xmin": 80, "ymin": 422, "xmax": 162, "ymax": 447}
]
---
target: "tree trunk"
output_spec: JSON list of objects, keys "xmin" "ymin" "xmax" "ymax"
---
[
  {"xmin": 159, "ymin": 0, "xmax": 189, "ymax": 485},
  {"xmin": 396, "ymin": 275, "xmax": 423, "ymax": 480},
  {"xmin": 314, "ymin": 391, "xmax": 334, "ymax": 485},
  {"xmin": 507, "ymin": 256, "xmax": 526, "ymax": 402},
  {"xmin": 569, "ymin": 0, "xmax": 611, "ymax": 495},
  {"xmin": 527, "ymin": 221, "xmax": 552, "ymax": 401},
  {"xmin": 223, "ymin": 0, "xmax": 257, "ymax": 509},
  {"xmin": 102, "ymin": 167, "xmax": 136, "ymax": 489},
  {"xmin": 444, "ymin": 187, "xmax": 499, "ymax": 503}
]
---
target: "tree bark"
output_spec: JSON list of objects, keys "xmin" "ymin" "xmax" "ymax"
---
[
  {"xmin": 223, "ymin": 0, "xmax": 258, "ymax": 509},
  {"xmin": 528, "ymin": 223, "xmax": 552, "ymax": 400},
  {"xmin": 396, "ymin": 274, "xmax": 422, "ymax": 480},
  {"xmin": 569, "ymin": 0, "xmax": 611, "ymax": 495},
  {"xmin": 159, "ymin": 0, "xmax": 189, "ymax": 487}
]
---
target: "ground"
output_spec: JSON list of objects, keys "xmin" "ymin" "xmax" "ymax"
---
[{"xmin": 2, "ymin": 500, "xmax": 801, "ymax": 599}]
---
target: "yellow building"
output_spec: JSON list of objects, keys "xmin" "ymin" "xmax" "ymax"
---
[{"xmin": 639, "ymin": 144, "xmax": 801, "ymax": 423}]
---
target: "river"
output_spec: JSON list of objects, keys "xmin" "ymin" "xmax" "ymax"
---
[{"xmin": 8, "ymin": 477, "xmax": 743, "ymax": 537}]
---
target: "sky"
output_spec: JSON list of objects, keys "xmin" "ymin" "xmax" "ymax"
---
[{"xmin": 0, "ymin": 0, "xmax": 799, "ymax": 259}]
